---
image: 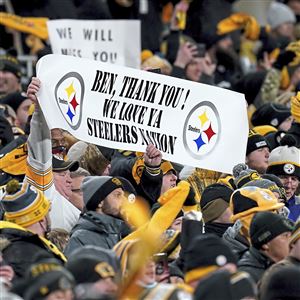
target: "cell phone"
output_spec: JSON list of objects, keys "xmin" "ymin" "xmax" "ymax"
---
[
  {"xmin": 195, "ymin": 43, "xmax": 206, "ymax": 58},
  {"xmin": 148, "ymin": 68, "xmax": 161, "ymax": 74},
  {"xmin": 153, "ymin": 253, "xmax": 168, "ymax": 276}
]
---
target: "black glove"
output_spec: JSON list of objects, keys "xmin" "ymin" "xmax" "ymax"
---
[
  {"xmin": 0, "ymin": 115, "xmax": 14, "ymax": 148},
  {"xmin": 184, "ymin": 186, "xmax": 197, "ymax": 206},
  {"xmin": 273, "ymin": 50, "xmax": 296, "ymax": 70}
]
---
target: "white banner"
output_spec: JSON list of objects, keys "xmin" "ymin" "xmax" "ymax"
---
[
  {"xmin": 36, "ymin": 54, "xmax": 249, "ymax": 174},
  {"xmin": 47, "ymin": 19, "xmax": 141, "ymax": 68}
]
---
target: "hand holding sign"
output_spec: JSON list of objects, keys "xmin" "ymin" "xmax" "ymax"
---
[{"xmin": 27, "ymin": 77, "xmax": 41, "ymax": 108}]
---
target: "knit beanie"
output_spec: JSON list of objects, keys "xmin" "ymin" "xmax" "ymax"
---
[
  {"xmin": 290, "ymin": 220, "xmax": 300, "ymax": 246},
  {"xmin": 1, "ymin": 180, "xmax": 50, "ymax": 227},
  {"xmin": 0, "ymin": 53, "xmax": 22, "ymax": 79},
  {"xmin": 0, "ymin": 92, "xmax": 27, "ymax": 113},
  {"xmin": 232, "ymin": 163, "xmax": 261, "ymax": 188},
  {"xmin": 244, "ymin": 178, "xmax": 280, "ymax": 196},
  {"xmin": 262, "ymin": 173, "xmax": 287, "ymax": 201},
  {"xmin": 246, "ymin": 131, "xmax": 269, "ymax": 156},
  {"xmin": 267, "ymin": 2, "xmax": 296, "ymax": 29},
  {"xmin": 261, "ymin": 266, "xmax": 300, "ymax": 300},
  {"xmin": 194, "ymin": 270, "xmax": 257, "ymax": 300},
  {"xmin": 82, "ymin": 176, "xmax": 123, "ymax": 211},
  {"xmin": 251, "ymin": 103, "xmax": 291, "ymax": 128},
  {"xmin": 250, "ymin": 211, "xmax": 293, "ymax": 249},
  {"xmin": 267, "ymin": 145, "xmax": 300, "ymax": 178},
  {"xmin": 66, "ymin": 254, "xmax": 116, "ymax": 284},
  {"xmin": 200, "ymin": 183, "xmax": 233, "ymax": 223},
  {"xmin": 12, "ymin": 259, "xmax": 74, "ymax": 300},
  {"xmin": 184, "ymin": 234, "xmax": 237, "ymax": 284},
  {"xmin": 230, "ymin": 186, "xmax": 284, "ymax": 222}
]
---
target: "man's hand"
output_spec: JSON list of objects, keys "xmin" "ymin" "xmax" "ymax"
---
[
  {"xmin": 27, "ymin": 77, "xmax": 41, "ymax": 106},
  {"xmin": 174, "ymin": 42, "xmax": 198, "ymax": 69},
  {"xmin": 144, "ymin": 144, "xmax": 162, "ymax": 167},
  {"xmin": 0, "ymin": 264, "xmax": 14, "ymax": 286},
  {"xmin": 200, "ymin": 54, "xmax": 217, "ymax": 76}
]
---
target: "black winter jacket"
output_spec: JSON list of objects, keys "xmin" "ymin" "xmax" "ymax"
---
[{"xmin": 238, "ymin": 246, "xmax": 274, "ymax": 283}]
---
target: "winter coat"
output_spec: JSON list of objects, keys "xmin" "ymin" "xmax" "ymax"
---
[
  {"xmin": 238, "ymin": 246, "xmax": 274, "ymax": 283},
  {"xmin": 0, "ymin": 221, "xmax": 66, "ymax": 279},
  {"xmin": 287, "ymin": 195, "xmax": 300, "ymax": 222},
  {"xmin": 64, "ymin": 211, "xmax": 125, "ymax": 257},
  {"xmin": 222, "ymin": 228, "xmax": 249, "ymax": 260}
]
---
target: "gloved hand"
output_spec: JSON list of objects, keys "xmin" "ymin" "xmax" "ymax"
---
[
  {"xmin": 0, "ymin": 115, "xmax": 14, "ymax": 148},
  {"xmin": 273, "ymin": 50, "xmax": 296, "ymax": 70},
  {"xmin": 286, "ymin": 40, "xmax": 300, "ymax": 66}
]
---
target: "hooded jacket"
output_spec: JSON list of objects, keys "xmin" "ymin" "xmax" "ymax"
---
[
  {"xmin": 0, "ymin": 221, "xmax": 66, "ymax": 279},
  {"xmin": 238, "ymin": 246, "xmax": 273, "ymax": 283},
  {"xmin": 64, "ymin": 211, "xmax": 126, "ymax": 257}
]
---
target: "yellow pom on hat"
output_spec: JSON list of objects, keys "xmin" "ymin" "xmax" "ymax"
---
[{"xmin": 1, "ymin": 180, "xmax": 50, "ymax": 227}]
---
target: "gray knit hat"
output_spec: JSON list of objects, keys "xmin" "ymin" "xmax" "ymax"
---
[
  {"xmin": 244, "ymin": 178, "xmax": 280, "ymax": 196},
  {"xmin": 82, "ymin": 176, "xmax": 123, "ymax": 211},
  {"xmin": 267, "ymin": 2, "xmax": 296, "ymax": 29},
  {"xmin": 233, "ymin": 163, "xmax": 261, "ymax": 189}
]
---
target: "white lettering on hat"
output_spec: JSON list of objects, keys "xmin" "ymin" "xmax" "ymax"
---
[
  {"xmin": 259, "ymin": 190, "xmax": 273, "ymax": 201},
  {"xmin": 255, "ymin": 141, "xmax": 267, "ymax": 147},
  {"xmin": 284, "ymin": 163, "xmax": 295, "ymax": 175}
]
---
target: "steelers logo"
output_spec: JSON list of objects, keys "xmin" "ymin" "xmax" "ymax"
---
[
  {"xmin": 283, "ymin": 163, "xmax": 295, "ymax": 175},
  {"xmin": 55, "ymin": 72, "xmax": 85, "ymax": 130},
  {"xmin": 183, "ymin": 101, "xmax": 221, "ymax": 159}
]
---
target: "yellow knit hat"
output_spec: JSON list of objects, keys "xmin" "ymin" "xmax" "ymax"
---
[
  {"xmin": 1, "ymin": 180, "xmax": 50, "ymax": 227},
  {"xmin": 230, "ymin": 186, "xmax": 284, "ymax": 222}
]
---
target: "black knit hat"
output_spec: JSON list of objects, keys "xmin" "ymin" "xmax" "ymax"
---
[
  {"xmin": 200, "ymin": 183, "xmax": 233, "ymax": 223},
  {"xmin": 0, "ymin": 52, "xmax": 22, "ymax": 79},
  {"xmin": 261, "ymin": 266, "xmax": 300, "ymax": 300},
  {"xmin": 184, "ymin": 234, "xmax": 237, "ymax": 283},
  {"xmin": 250, "ymin": 211, "xmax": 293, "ymax": 249},
  {"xmin": 0, "ymin": 92, "xmax": 28, "ymax": 113},
  {"xmin": 194, "ymin": 270, "xmax": 257, "ymax": 300},
  {"xmin": 246, "ymin": 131, "xmax": 269, "ymax": 156},
  {"xmin": 82, "ymin": 176, "xmax": 124, "ymax": 211},
  {"xmin": 66, "ymin": 251, "xmax": 118, "ymax": 285},
  {"xmin": 251, "ymin": 103, "xmax": 291, "ymax": 128},
  {"xmin": 12, "ymin": 259, "xmax": 75, "ymax": 300}
]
